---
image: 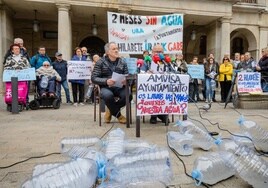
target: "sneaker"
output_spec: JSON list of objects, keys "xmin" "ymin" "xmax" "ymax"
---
[
  {"xmin": 212, "ymin": 99, "xmax": 217, "ymax": 102},
  {"xmin": 117, "ymin": 115, "xmax": 126, "ymax": 124},
  {"xmin": 79, "ymin": 102, "xmax": 85, "ymax": 106},
  {"xmin": 104, "ymin": 108, "xmax": 112, "ymax": 123},
  {"xmin": 73, "ymin": 103, "xmax": 78, "ymax": 107},
  {"xmin": 205, "ymin": 100, "xmax": 208, "ymax": 103}
]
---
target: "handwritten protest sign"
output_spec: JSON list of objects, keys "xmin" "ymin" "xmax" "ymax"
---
[
  {"xmin": 237, "ymin": 72, "xmax": 262, "ymax": 93},
  {"xmin": 3, "ymin": 68, "xmax": 36, "ymax": 82},
  {"xmin": 108, "ymin": 12, "xmax": 183, "ymax": 54},
  {"xmin": 137, "ymin": 74, "xmax": 189, "ymax": 116},
  {"xmin": 67, "ymin": 61, "xmax": 92, "ymax": 80},
  {"xmin": 187, "ymin": 65, "xmax": 204, "ymax": 79},
  {"xmin": 123, "ymin": 57, "xmax": 137, "ymax": 74}
]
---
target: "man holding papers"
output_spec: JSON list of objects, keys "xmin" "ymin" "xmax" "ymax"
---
[{"xmin": 91, "ymin": 42, "xmax": 129, "ymax": 124}]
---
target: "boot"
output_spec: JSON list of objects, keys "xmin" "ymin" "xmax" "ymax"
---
[
  {"xmin": 117, "ymin": 115, "xmax": 126, "ymax": 124},
  {"xmin": 104, "ymin": 108, "xmax": 112, "ymax": 123}
]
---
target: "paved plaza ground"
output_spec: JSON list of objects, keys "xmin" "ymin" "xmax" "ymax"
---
[{"xmin": 0, "ymin": 94, "xmax": 267, "ymax": 188}]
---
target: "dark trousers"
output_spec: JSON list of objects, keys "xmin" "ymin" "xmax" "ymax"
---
[
  {"xmin": 39, "ymin": 80, "xmax": 55, "ymax": 95},
  {"xmin": 189, "ymin": 79, "xmax": 199, "ymax": 102},
  {"xmin": 101, "ymin": 86, "xmax": 127, "ymax": 118},
  {"xmin": 71, "ymin": 83, "xmax": 84, "ymax": 103},
  {"xmin": 220, "ymin": 81, "xmax": 232, "ymax": 102}
]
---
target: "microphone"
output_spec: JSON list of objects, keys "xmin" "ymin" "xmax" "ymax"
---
[
  {"xmin": 136, "ymin": 59, "xmax": 144, "ymax": 73},
  {"xmin": 137, "ymin": 59, "xmax": 144, "ymax": 68},
  {"xmin": 152, "ymin": 54, "xmax": 161, "ymax": 64}
]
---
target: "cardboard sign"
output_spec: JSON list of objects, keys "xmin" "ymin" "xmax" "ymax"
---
[
  {"xmin": 67, "ymin": 61, "xmax": 92, "ymax": 80},
  {"xmin": 237, "ymin": 72, "xmax": 262, "ymax": 93},
  {"xmin": 3, "ymin": 68, "xmax": 36, "ymax": 82},
  {"xmin": 136, "ymin": 74, "xmax": 189, "ymax": 116},
  {"xmin": 123, "ymin": 57, "xmax": 138, "ymax": 74},
  {"xmin": 187, "ymin": 65, "xmax": 204, "ymax": 79},
  {"xmin": 108, "ymin": 12, "xmax": 183, "ymax": 54}
]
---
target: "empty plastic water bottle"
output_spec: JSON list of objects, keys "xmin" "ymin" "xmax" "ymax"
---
[
  {"xmin": 60, "ymin": 136, "xmax": 103, "ymax": 153},
  {"xmin": 32, "ymin": 163, "xmax": 62, "ymax": 177},
  {"xmin": 175, "ymin": 120, "xmax": 196, "ymax": 134},
  {"xmin": 191, "ymin": 152, "xmax": 235, "ymax": 185},
  {"xmin": 108, "ymin": 158, "xmax": 173, "ymax": 185},
  {"xmin": 124, "ymin": 139, "xmax": 152, "ymax": 154},
  {"xmin": 97, "ymin": 181, "xmax": 123, "ymax": 188},
  {"xmin": 105, "ymin": 128, "xmax": 125, "ymax": 159},
  {"xmin": 214, "ymin": 138, "xmax": 238, "ymax": 153},
  {"xmin": 231, "ymin": 133, "xmax": 254, "ymax": 149},
  {"xmin": 221, "ymin": 145, "xmax": 268, "ymax": 188},
  {"xmin": 126, "ymin": 180, "xmax": 167, "ymax": 188},
  {"xmin": 111, "ymin": 147, "xmax": 170, "ymax": 167},
  {"xmin": 167, "ymin": 131, "xmax": 193, "ymax": 156},
  {"xmin": 22, "ymin": 158, "xmax": 98, "ymax": 188},
  {"xmin": 238, "ymin": 117, "xmax": 268, "ymax": 152},
  {"xmin": 175, "ymin": 120, "xmax": 214, "ymax": 150}
]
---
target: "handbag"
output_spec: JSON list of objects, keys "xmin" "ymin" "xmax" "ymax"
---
[{"xmin": 39, "ymin": 76, "xmax": 49, "ymax": 89}]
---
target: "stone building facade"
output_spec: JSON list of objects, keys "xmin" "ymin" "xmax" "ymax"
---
[{"xmin": 1, "ymin": 0, "xmax": 268, "ymax": 92}]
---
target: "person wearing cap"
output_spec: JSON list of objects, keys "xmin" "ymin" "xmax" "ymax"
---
[
  {"xmin": 3, "ymin": 38, "xmax": 30, "ymax": 64},
  {"xmin": 52, "ymin": 52, "xmax": 72, "ymax": 104}
]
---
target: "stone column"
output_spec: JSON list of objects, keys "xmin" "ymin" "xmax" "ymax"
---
[
  {"xmin": 259, "ymin": 27, "xmax": 268, "ymax": 60},
  {"xmin": 57, "ymin": 4, "xmax": 72, "ymax": 60},
  {"xmin": 0, "ymin": 2, "xmax": 13, "ymax": 93},
  {"xmin": 220, "ymin": 17, "xmax": 231, "ymax": 59}
]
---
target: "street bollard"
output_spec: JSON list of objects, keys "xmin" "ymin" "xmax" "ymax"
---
[{"xmin": 11, "ymin": 77, "xmax": 19, "ymax": 114}]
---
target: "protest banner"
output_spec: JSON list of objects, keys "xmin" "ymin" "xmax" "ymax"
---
[
  {"xmin": 136, "ymin": 74, "xmax": 189, "ymax": 116},
  {"xmin": 123, "ymin": 57, "xmax": 138, "ymax": 74},
  {"xmin": 108, "ymin": 12, "xmax": 183, "ymax": 54},
  {"xmin": 237, "ymin": 72, "xmax": 262, "ymax": 93},
  {"xmin": 67, "ymin": 61, "xmax": 92, "ymax": 80},
  {"xmin": 187, "ymin": 65, "xmax": 204, "ymax": 79},
  {"xmin": 3, "ymin": 68, "xmax": 36, "ymax": 82}
]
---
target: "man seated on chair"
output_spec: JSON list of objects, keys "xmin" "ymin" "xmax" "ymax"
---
[
  {"xmin": 36, "ymin": 61, "xmax": 61, "ymax": 98},
  {"xmin": 91, "ymin": 42, "xmax": 128, "ymax": 124}
]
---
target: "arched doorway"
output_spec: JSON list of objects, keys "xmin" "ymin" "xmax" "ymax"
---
[
  {"xmin": 230, "ymin": 28, "xmax": 257, "ymax": 59},
  {"xmin": 79, "ymin": 36, "xmax": 106, "ymax": 57}
]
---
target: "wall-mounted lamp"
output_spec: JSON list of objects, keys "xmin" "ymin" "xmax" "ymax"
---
[
  {"xmin": 91, "ymin": 14, "xmax": 98, "ymax": 36},
  {"xmin": 33, "ymin": 10, "xmax": 40, "ymax": 32},
  {"xmin": 191, "ymin": 21, "xmax": 196, "ymax": 41}
]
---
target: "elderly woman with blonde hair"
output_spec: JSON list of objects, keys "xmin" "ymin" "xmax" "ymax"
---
[{"xmin": 36, "ymin": 61, "xmax": 61, "ymax": 97}]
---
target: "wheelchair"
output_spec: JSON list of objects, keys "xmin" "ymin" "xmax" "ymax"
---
[{"xmin": 29, "ymin": 77, "xmax": 61, "ymax": 110}]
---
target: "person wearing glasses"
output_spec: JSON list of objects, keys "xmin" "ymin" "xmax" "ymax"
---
[
  {"xmin": 255, "ymin": 47, "xmax": 268, "ymax": 92},
  {"xmin": 70, "ymin": 47, "xmax": 87, "ymax": 106},
  {"xmin": 36, "ymin": 61, "xmax": 61, "ymax": 98},
  {"xmin": 140, "ymin": 44, "xmax": 169, "ymax": 125},
  {"xmin": 237, "ymin": 52, "xmax": 255, "ymax": 72},
  {"xmin": 219, "ymin": 57, "xmax": 233, "ymax": 102}
]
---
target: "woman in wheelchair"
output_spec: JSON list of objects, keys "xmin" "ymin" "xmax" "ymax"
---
[{"xmin": 36, "ymin": 61, "xmax": 61, "ymax": 98}]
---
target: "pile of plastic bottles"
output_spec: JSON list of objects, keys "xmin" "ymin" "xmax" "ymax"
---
[
  {"xmin": 169, "ymin": 118, "xmax": 268, "ymax": 187},
  {"xmin": 21, "ymin": 128, "xmax": 173, "ymax": 188}
]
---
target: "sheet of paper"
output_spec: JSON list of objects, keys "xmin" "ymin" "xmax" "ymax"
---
[
  {"xmin": 150, "ymin": 62, "xmax": 159, "ymax": 74},
  {"xmin": 111, "ymin": 72, "xmax": 127, "ymax": 88}
]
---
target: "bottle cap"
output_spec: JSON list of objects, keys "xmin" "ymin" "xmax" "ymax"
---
[
  {"xmin": 215, "ymin": 138, "xmax": 222, "ymax": 145},
  {"xmin": 191, "ymin": 170, "xmax": 202, "ymax": 186}
]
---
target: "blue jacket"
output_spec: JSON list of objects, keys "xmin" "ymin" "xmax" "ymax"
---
[
  {"xmin": 52, "ymin": 59, "xmax": 68, "ymax": 82},
  {"xmin": 30, "ymin": 53, "xmax": 51, "ymax": 69},
  {"xmin": 69, "ymin": 55, "xmax": 87, "ymax": 84}
]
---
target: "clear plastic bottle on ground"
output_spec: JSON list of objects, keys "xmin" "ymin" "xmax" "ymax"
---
[
  {"xmin": 191, "ymin": 152, "xmax": 235, "ymax": 185},
  {"xmin": 231, "ymin": 133, "xmax": 255, "ymax": 149},
  {"xmin": 123, "ymin": 139, "xmax": 152, "ymax": 154},
  {"xmin": 221, "ymin": 145, "xmax": 268, "ymax": 188},
  {"xmin": 22, "ymin": 158, "xmax": 98, "ymax": 188},
  {"xmin": 175, "ymin": 120, "xmax": 214, "ymax": 150},
  {"xmin": 32, "ymin": 163, "xmax": 62, "ymax": 176},
  {"xmin": 239, "ymin": 118, "xmax": 268, "ymax": 152},
  {"xmin": 167, "ymin": 131, "xmax": 193, "ymax": 156},
  {"xmin": 105, "ymin": 128, "xmax": 125, "ymax": 159},
  {"xmin": 108, "ymin": 158, "xmax": 173, "ymax": 185},
  {"xmin": 111, "ymin": 147, "xmax": 170, "ymax": 167},
  {"xmin": 214, "ymin": 138, "xmax": 238, "ymax": 153},
  {"xmin": 60, "ymin": 136, "xmax": 103, "ymax": 153}
]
